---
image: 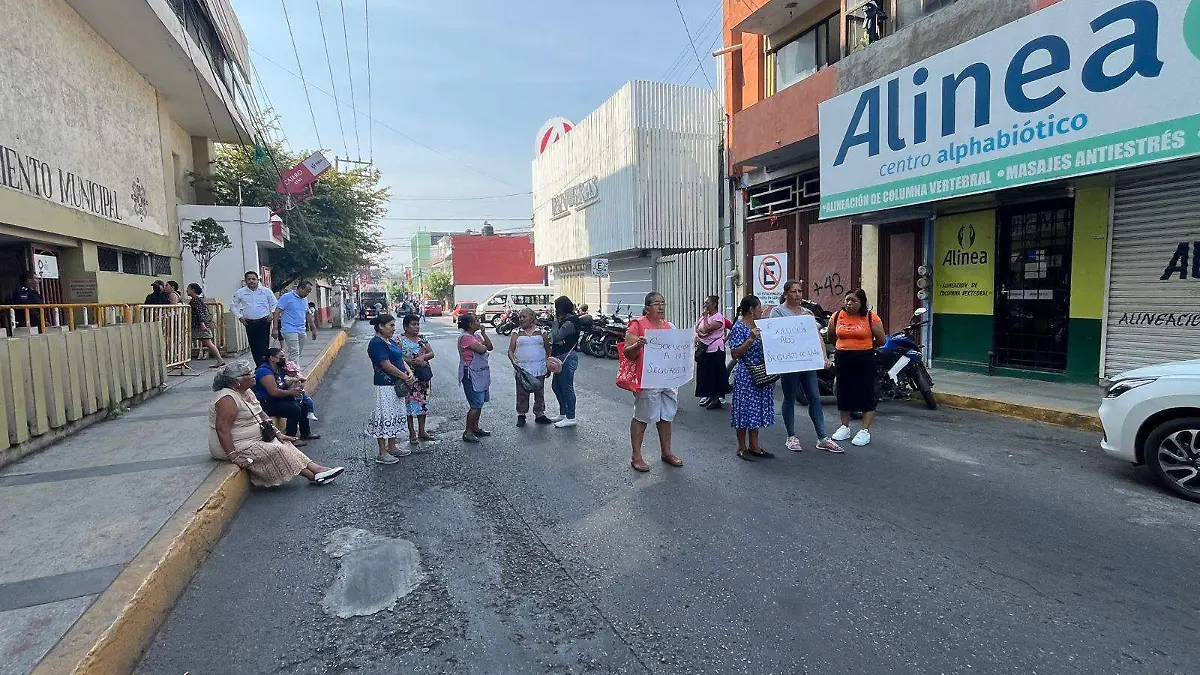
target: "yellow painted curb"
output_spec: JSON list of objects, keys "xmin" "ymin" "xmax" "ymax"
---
[
  {"xmin": 933, "ymin": 391, "xmax": 1103, "ymax": 433},
  {"xmin": 34, "ymin": 328, "xmax": 352, "ymax": 675}
]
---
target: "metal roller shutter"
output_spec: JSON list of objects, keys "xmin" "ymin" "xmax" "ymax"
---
[{"xmin": 1104, "ymin": 161, "xmax": 1200, "ymax": 377}]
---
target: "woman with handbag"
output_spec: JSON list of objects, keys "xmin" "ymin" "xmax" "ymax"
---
[
  {"xmin": 694, "ymin": 295, "xmax": 730, "ymax": 410},
  {"xmin": 828, "ymin": 289, "xmax": 887, "ymax": 447},
  {"xmin": 367, "ymin": 314, "xmax": 418, "ymax": 464},
  {"xmin": 209, "ymin": 360, "xmax": 343, "ymax": 487},
  {"xmin": 508, "ymin": 308, "xmax": 553, "ymax": 427},
  {"xmin": 254, "ymin": 348, "xmax": 319, "ymax": 443},
  {"xmin": 458, "ymin": 313, "xmax": 494, "ymax": 443},
  {"xmin": 623, "ymin": 292, "xmax": 684, "ymax": 473},
  {"xmin": 398, "ymin": 313, "xmax": 437, "ymax": 445},
  {"xmin": 729, "ymin": 295, "xmax": 777, "ymax": 461}
]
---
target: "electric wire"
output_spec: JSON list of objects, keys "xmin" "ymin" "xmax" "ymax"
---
[
  {"xmin": 312, "ymin": 0, "xmax": 350, "ymax": 156},
  {"xmin": 671, "ymin": 0, "xmax": 714, "ymax": 87},
  {"xmin": 279, "ymin": 0, "xmax": 324, "ymax": 149},
  {"xmin": 338, "ymin": 0, "xmax": 362, "ymax": 159}
]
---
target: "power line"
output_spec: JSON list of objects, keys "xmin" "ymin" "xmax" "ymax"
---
[
  {"xmin": 671, "ymin": 0, "xmax": 714, "ymax": 87},
  {"xmin": 252, "ymin": 48, "xmax": 519, "ymax": 188},
  {"xmin": 279, "ymin": 0, "xmax": 323, "ymax": 149},
  {"xmin": 378, "ymin": 217, "xmax": 531, "ymax": 221},
  {"xmin": 338, "ymin": 0, "xmax": 362, "ymax": 159},
  {"xmin": 363, "ymin": 0, "xmax": 374, "ymax": 162},
  {"xmin": 660, "ymin": 4, "xmax": 720, "ymax": 83},
  {"xmin": 312, "ymin": 0, "xmax": 350, "ymax": 155},
  {"xmin": 389, "ymin": 192, "xmax": 530, "ymax": 201}
]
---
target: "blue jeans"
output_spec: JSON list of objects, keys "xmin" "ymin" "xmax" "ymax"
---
[
  {"xmin": 552, "ymin": 352, "xmax": 578, "ymax": 419},
  {"xmin": 780, "ymin": 371, "xmax": 827, "ymax": 440}
]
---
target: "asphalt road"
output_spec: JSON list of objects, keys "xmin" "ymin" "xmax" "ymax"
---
[{"xmin": 137, "ymin": 320, "xmax": 1200, "ymax": 675}]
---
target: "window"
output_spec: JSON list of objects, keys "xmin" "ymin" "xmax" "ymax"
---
[
  {"xmin": 153, "ymin": 255, "xmax": 173, "ymax": 276},
  {"xmin": 121, "ymin": 252, "xmax": 144, "ymax": 275},
  {"xmin": 488, "ymin": 295, "xmax": 507, "ymax": 306},
  {"xmin": 771, "ymin": 14, "xmax": 839, "ymax": 94},
  {"xmin": 172, "ymin": 153, "xmax": 184, "ymax": 200},
  {"xmin": 895, "ymin": 0, "xmax": 958, "ymax": 30},
  {"xmin": 98, "ymin": 247, "xmax": 120, "ymax": 272}
]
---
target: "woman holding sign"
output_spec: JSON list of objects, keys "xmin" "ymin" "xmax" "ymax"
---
[
  {"xmin": 728, "ymin": 295, "xmax": 776, "ymax": 461},
  {"xmin": 828, "ymin": 289, "xmax": 886, "ymax": 447},
  {"xmin": 769, "ymin": 281, "xmax": 841, "ymax": 454},
  {"xmin": 624, "ymin": 292, "xmax": 684, "ymax": 473}
]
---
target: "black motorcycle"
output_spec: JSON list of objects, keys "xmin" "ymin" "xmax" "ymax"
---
[{"xmin": 875, "ymin": 308, "xmax": 936, "ymax": 409}]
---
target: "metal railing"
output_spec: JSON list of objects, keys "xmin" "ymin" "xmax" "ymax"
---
[
  {"xmin": 0, "ymin": 303, "xmax": 135, "ymax": 333},
  {"xmin": 138, "ymin": 304, "xmax": 193, "ymax": 371}
]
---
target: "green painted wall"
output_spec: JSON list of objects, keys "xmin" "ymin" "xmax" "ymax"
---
[{"xmin": 932, "ymin": 313, "xmax": 994, "ymax": 367}]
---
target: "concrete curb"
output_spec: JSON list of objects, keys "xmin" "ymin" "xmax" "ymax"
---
[
  {"xmin": 932, "ymin": 391, "xmax": 1103, "ymax": 433},
  {"xmin": 33, "ymin": 328, "xmax": 351, "ymax": 675}
]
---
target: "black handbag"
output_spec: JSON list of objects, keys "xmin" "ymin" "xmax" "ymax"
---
[
  {"xmin": 694, "ymin": 342, "xmax": 707, "ymax": 362},
  {"xmin": 413, "ymin": 364, "xmax": 434, "ymax": 383},
  {"xmin": 259, "ymin": 419, "xmax": 279, "ymax": 442},
  {"xmin": 745, "ymin": 361, "xmax": 780, "ymax": 388}
]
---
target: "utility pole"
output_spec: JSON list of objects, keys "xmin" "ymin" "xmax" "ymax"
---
[{"xmin": 334, "ymin": 157, "xmax": 373, "ymax": 173}]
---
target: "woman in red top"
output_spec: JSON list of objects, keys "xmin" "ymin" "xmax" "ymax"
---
[
  {"xmin": 623, "ymin": 292, "xmax": 684, "ymax": 473},
  {"xmin": 828, "ymin": 289, "xmax": 886, "ymax": 447}
]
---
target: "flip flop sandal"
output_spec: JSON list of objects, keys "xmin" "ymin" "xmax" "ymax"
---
[
  {"xmin": 746, "ymin": 448, "xmax": 774, "ymax": 458},
  {"xmin": 661, "ymin": 455, "xmax": 683, "ymax": 467},
  {"xmin": 737, "ymin": 450, "xmax": 755, "ymax": 462},
  {"xmin": 630, "ymin": 461, "xmax": 651, "ymax": 473}
]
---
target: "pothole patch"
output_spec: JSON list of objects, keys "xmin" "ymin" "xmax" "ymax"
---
[{"xmin": 321, "ymin": 527, "xmax": 426, "ymax": 619}]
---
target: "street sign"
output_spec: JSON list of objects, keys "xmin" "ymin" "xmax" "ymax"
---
[
  {"xmin": 590, "ymin": 257, "xmax": 610, "ymax": 278},
  {"xmin": 277, "ymin": 151, "xmax": 332, "ymax": 195},
  {"xmin": 752, "ymin": 253, "xmax": 787, "ymax": 305}
]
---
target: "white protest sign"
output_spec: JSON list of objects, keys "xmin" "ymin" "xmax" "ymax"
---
[
  {"xmin": 639, "ymin": 328, "xmax": 695, "ymax": 389},
  {"xmin": 758, "ymin": 315, "xmax": 826, "ymax": 375}
]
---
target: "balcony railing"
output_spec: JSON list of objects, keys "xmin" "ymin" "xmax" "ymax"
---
[{"xmin": 844, "ymin": 0, "xmax": 960, "ymax": 56}]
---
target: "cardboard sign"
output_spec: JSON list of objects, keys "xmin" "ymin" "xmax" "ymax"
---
[
  {"xmin": 640, "ymin": 328, "xmax": 695, "ymax": 389},
  {"xmin": 758, "ymin": 315, "xmax": 826, "ymax": 375}
]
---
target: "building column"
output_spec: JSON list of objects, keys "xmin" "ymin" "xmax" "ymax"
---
[{"xmin": 860, "ymin": 223, "xmax": 880, "ymax": 305}]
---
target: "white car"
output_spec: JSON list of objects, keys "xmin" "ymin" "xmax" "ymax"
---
[{"xmin": 1100, "ymin": 358, "xmax": 1200, "ymax": 501}]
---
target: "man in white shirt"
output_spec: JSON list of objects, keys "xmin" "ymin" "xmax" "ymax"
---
[{"xmin": 231, "ymin": 270, "xmax": 277, "ymax": 366}]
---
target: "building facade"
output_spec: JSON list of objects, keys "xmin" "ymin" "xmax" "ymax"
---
[
  {"xmin": 409, "ymin": 230, "xmax": 452, "ymax": 296},
  {"xmin": 726, "ymin": 0, "xmax": 1199, "ymax": 383},
  {"xmin": 430, "ymin": 231, "xmax": 545, "ymax": 305},
  {"xmin": 0, "ymin": 0, "xmax": 256, "ymax": 308},
  {"xmin": 532, "ymin": 80, "xmax": 721, "ymax": 322}
]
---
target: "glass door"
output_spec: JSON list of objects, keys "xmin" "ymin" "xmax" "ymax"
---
[{"xmin": 993, "ymin": 200, "xmax": 1074, "ymax": 372}]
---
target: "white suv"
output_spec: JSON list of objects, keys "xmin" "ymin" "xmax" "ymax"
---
[{"xmin": 1100, "ymin": 359, "xmax": 1200, "ymax": 501}]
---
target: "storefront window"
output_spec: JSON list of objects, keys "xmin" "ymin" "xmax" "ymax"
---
[{"xmin": 772, "ymin": 14, "xmax": 838, "ymax": 94}]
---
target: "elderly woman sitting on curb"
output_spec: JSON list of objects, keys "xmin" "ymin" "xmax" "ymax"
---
[{"xmin": 209, "ymin": 361, "xmax": 343, "ymax": 487}]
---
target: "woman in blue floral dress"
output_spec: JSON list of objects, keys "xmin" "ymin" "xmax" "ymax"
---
[
  {"xmin": 397, "ymin": 314, "xmax": 437, "ymax": 445},
  {"xmin": 729, "ymin": 295, "xmax": 775, "ymax": 461}
]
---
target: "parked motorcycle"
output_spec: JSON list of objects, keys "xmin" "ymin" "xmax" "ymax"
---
[
  {"xmin": 875, "ymin": 307, "xmax": 936, "ymax": 409},
  {"xmin": 800, "ymin": 300, "xmax": 837, "ymax": 398},
  {"xmin": 495, "ymin": 309, "xmax": 518, "ymax": 336}
]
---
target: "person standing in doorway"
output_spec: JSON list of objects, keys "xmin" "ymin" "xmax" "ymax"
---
[
  {"xmin": 828, "ymin": 289, "xmax": 886, "ymax": 447},
  {"xmin": 273, "ymin": 281, "xmax": 317, "ymax": 363},
  {"xmin": 231, "ymin": 271, "xmax": 277, "ymax": 367},
  {"xmin": 769, "ymin": 281, "xmax": 841, "ymax": 454},
  {"xmin": 187, "ymin": 283, "xmax": 226, "ymax": 369},
  {"xmin": 8, "ymin": 271, "xmax": 44, "ymax": 330}
]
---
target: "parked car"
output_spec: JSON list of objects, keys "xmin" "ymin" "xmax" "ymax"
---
[
  {"xmin": 1099, "ymin": 358, "xmax": 1200, "ymax": 501},
  {"xmin": 422, "ymin": 300, "xmax": 444, "ymax": 317},
  {"xmin": 451, "ymin": 301, "xmax": 478, "ymax": 320}
]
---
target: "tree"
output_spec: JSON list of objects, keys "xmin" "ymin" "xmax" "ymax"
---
[
  {"xmin": 197, "ymin": 139, "xmax": 388, "ymax": 291},
  {"xmin": 181, "ymin": 217, "xmax": 232, "ymax": 287},
  {"xmin": 425, "ymin": 270, "xmax": 453, "ymax": 302}
]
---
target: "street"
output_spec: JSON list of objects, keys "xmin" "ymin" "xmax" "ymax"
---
[{"xmin": 136, "ymin": 320, "xmax": 1200, "ymax": 675}]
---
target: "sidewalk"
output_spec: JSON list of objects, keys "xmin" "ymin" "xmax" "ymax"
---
[
  {"xmin": 930, "ymin": 367, "xmax": 1104, "ymax": 432},
  {"xmin": 0, "ymin": 327, "xmax": 351, "ymax": 675}
]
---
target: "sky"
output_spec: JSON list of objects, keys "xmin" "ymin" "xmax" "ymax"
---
[{"xmin": 230, "ymin": 0, "xmax": 723, "ymax": 270}]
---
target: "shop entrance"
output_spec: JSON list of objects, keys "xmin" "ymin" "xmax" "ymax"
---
[{"xmin": 993, "ymin": 200, "xmax": 1074, "ymax": 372}]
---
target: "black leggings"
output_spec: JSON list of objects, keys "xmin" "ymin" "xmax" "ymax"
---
[{"xmin": 260, "ymin": 397, "xmax": 311, "ymax": 437}]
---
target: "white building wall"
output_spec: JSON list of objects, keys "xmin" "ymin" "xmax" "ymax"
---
[{"xmin": 178, "ymin": 205, "xmax": 276, "ymax": 308}]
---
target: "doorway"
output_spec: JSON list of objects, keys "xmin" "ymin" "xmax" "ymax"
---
[
  {"xmin": 878, "ymin": 221, "xmax": 924, "ymax": 334},
  {"xmin": 744, "ymin": 211, "xmax": 811, "ymax": 304},
  {"xmin": 993, "ymin": 199, "xmax": 1074, "ymax": 372}
]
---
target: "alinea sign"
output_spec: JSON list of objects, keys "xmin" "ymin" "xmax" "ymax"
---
[
  {"xmin": 818, "ymin": 0, "xmax": 1200, "ymax": 219},
  {"xmin": 550, "ymin": 176, "xmax": 599, "ymax": 220}
]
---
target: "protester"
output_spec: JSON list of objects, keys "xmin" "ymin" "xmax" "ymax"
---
[
  {"xmin": 829, "ymin": 289, "xmax": 886, "ymax": 447},
  {"xmin": 231, "ymin": 271, "xmax": 277, "ymax": 367},
  {"xmin": 367, "ymin": 314, "xmax": 417, "ymax": 463},
  {"xmin": 398, "ymin": 313, "xmax": 437, "ymax": 444},
  {"xmin": 209, "ymin": 361, "xmax": 343, "ymax": 487},
  {"xmin": 166, "ymin": 281, "xmax": 182, "ymax": 304},
  {"xmin": 508, "ymin": 308, "xmax": 553, "ymax": 427},
  {"xmin": 187, "ymin": 283, "xmax": 226, "ymax": 368},
  {"xmin": 254, "ymin": 348, "xmax": 320, "ymax": 443},
  {"xmin": 7, "ymin": 271, "xmax": 44, "ymax": 330},
  {"xmin": 458, "ymin": 313, "xmax": 493, "ymax": 443},
  {"xmin": 144, "ymin": 280, "xmax": 171, "ymax": 305},
  {"xmin": 548, "ymin": 296, "xmax": 581, "ymax": 428},
  {"xmin": 624, "ymin": 292, "xmax": 683, "ymax": 473},
  {"xmin": 694, "ymin": 295, "xmax": 730, "ymax": 410},
  {"xmin": 769, "ymin": 281, "xmax": 841, "ymax": 453},
  {"xmin": 273, "ymin": 281, "xmax": 317, "ymax": 362},
  {"xmin": 282, "ymin": 360, "xmax": 317, "ymax": 421},
  {"xmin": 729, "ymin": 295, "xmax": 776, "ymax": 461}
]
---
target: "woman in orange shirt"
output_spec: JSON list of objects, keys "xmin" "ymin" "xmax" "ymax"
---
[{"xmin": 828, "ymin": 289, "xmax": 886, "ymax": 447}]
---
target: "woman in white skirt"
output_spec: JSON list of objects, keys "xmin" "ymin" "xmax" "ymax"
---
[{"xmin": 367, "ymin": 314, "xmax": 418, "ymax": 464}]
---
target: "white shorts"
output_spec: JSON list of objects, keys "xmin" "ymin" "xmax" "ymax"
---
[{"xmin": 633, "ymin": 388, "xmax": 679, "ymax": 424}]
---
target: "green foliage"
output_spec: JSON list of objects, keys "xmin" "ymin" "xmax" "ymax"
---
[
  {"xmin": 425, "ymin": 270, "xmax": 453, "ymax": 301},
  {"xmin": 181, "ymin": 217, "xmax": 232, "ymax": 283},
  {"xmin": 198, "ymin": 140, "xmax": 388, "ymax": 291}
]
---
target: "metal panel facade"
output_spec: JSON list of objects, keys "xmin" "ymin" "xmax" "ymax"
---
[
  {"xmin": 654, "ymin": 249, "xmax": 723, "ymax": 328},
  {"xmin": 533, "ymin": 81, "xmax": 720, "ymax": 266}
]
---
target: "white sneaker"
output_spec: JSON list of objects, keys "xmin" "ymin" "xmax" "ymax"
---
[
  {"xmin": 307, "ymin": 412, "xmax": 319, "ymax": 421},
  {"xmin": 554, "ymin": 418, "xmax": 578, "ymax": 428},
  {"xmin": 546, "ymin": 414, "xmax": 564, "ymax": 423},
  {"xmin": 851, "ymin": 429, "xmax": 871, "ymax": 446},
  {"xmin": 831, "ymin": 425, "xmax": 853, "ymax": 441},
  {"xmin": 785, "ymin": 436, "xmax": 802, "ymax": 452}
]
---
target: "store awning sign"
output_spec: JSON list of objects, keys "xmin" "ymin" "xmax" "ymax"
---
[
  {"xmin": 819, "ymin": 0, "xmax": 1200, "ymax": 219},
  {"xmin": 277, "ymin": 151, "xmax": 332, "ymax": 195},
  {"xmin": 550, "ymin": 176, "xmax": 600, "ymax": 220}
]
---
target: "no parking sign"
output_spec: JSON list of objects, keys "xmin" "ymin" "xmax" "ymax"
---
[{"xmin": 752, "ymin": 253, "xmax": 787, "ymax": 306}]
